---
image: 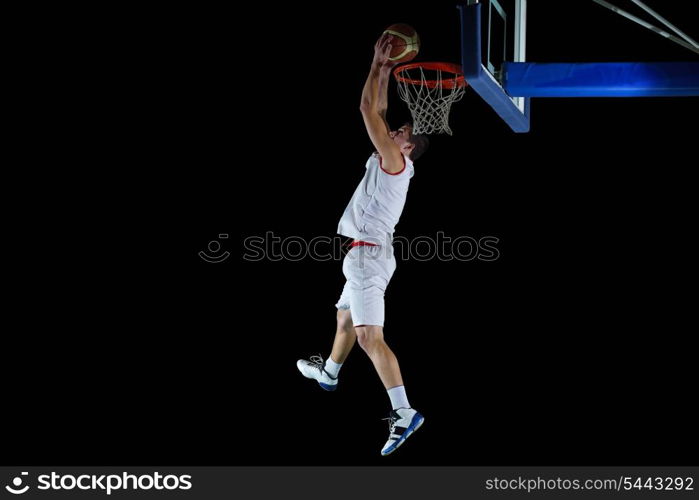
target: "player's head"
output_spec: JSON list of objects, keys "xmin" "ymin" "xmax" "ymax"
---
[{"xmin": 390, "ymin": 122, "xmax": 429, "ymax": 161}]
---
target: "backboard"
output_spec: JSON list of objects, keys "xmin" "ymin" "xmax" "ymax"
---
[
  {"xmin": 459, "ymin": 0, "xmax": 531, "ymax": 132},
  {"xmin": 459, "ymin": 0, "xmax": 699, "ymax": 133}
]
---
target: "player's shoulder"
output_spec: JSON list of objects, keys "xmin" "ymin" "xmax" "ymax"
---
[{"xmin": 376, "ymin": 153, "xmax": 413, "ymax": 178}]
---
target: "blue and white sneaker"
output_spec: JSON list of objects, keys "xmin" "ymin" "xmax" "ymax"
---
[
  {"xmin": 296, "ymin": 355, "xmax": 338, "ymax": 391},
  {"xmin": 381, "ymin": 407, "xmax": 424, "ymax": 456}
]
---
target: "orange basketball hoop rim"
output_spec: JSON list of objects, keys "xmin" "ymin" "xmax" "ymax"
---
[{"xmin": 393, "ymin": 62, "xmax": 468, "ymax": 89}]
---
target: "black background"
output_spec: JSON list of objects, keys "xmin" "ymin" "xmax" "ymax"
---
[{"xmin": 6, "ymin": 1, "xmax": 696, "ymax": 466}]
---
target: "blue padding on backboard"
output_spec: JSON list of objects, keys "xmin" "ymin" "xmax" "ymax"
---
[
  {"xmin": 458, "ymin": 2, "xmax": 531, "ymax": 133},
  {"xmin": 503, "ymin": 62, "xmax": 699, "ymax": 97}
]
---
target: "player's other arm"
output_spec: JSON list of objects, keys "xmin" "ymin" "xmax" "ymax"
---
[
  {"xmin": 360, "ymin": 34, "xmax": 403, "ymax": 173},
  {"xmin": 377, "ymin": 65, "xmax": 392, "ymax": 131}
]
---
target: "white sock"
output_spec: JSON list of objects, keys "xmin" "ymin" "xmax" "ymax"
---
[
  {"xmin": 387, "ymin": 385, "xmax": 410, "ymax": 410},
  {"xmin": 324, "ymin": 355, "xmax": 342, "ymax": 378}
]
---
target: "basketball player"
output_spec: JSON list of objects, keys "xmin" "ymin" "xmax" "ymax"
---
[{"xmin": 297, "ymin": 33, "xmax": 429, "ymax": 456}]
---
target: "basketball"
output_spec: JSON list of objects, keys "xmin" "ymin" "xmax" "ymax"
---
[{"xmin": 383, "ymin": 24, "xmax": 420, "ymax": 63}]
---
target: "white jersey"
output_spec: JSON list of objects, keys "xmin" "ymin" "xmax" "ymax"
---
[{"xmin": 337, "ymin": 153, "xmax": 414, "ymax": 244}]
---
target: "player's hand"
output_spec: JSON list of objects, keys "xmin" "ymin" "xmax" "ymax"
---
[{"xmin": 373, "ymin": 33, "xmax": 396, "ymax": 69}]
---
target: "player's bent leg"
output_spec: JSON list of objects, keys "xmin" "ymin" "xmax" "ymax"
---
[
  {"xmin": 296, "ymin": 354, "xmax": 339, "ymax": 391},
  {"xmin": 296, "ymin": 310, "xmax": 356, "ymax": 392},
  {"xmin": 330, "ymin": 308, "xmax": 357, "ymax": 364}
]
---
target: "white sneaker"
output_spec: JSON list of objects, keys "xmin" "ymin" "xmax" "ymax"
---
[
  {"xmin": 296, "ymin": 355, "xmax": 338, "ymax": 391},
  {"xmin": 381, "ymin": 407, "xmax": 424, "ymax": 456}
]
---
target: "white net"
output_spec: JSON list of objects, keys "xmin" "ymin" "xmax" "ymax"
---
[{"xmin": 395, "ymin": 65, "xmax": 466, "ymax": 136}]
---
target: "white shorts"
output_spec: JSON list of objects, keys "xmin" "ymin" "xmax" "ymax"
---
[{"xmin": 335, "ymin": 245, "xmax": 397, "ymax": 327}]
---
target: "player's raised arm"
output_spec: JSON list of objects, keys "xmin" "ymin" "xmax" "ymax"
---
[
  {"xmin": 376, "ymin": 61, "xmax": 392, "ymax": 134},
  {"xmin": 359, "ymin": 34, "xmax": 403, "ymax": 173}
]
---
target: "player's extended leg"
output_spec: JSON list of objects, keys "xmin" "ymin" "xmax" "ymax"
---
[
  {"xmin": 356, "ymin": 325, "xmax": 425, "ymax": 456},
  {"xmin": 354, "ymin": 325, "xmax": 402, "ymax": 388},
  {"xmin": 296, "ymin": 309, "xmax": 356, "ymax": 391}
]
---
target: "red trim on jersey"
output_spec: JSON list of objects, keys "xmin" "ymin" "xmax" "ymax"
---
[
  {"xmin": 379, "ymin": 155, "xmax": 406, "ymax": 176},
  {"xmin": 351, "ymin": 240, "xmax": 378, "ymax": 247}
]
